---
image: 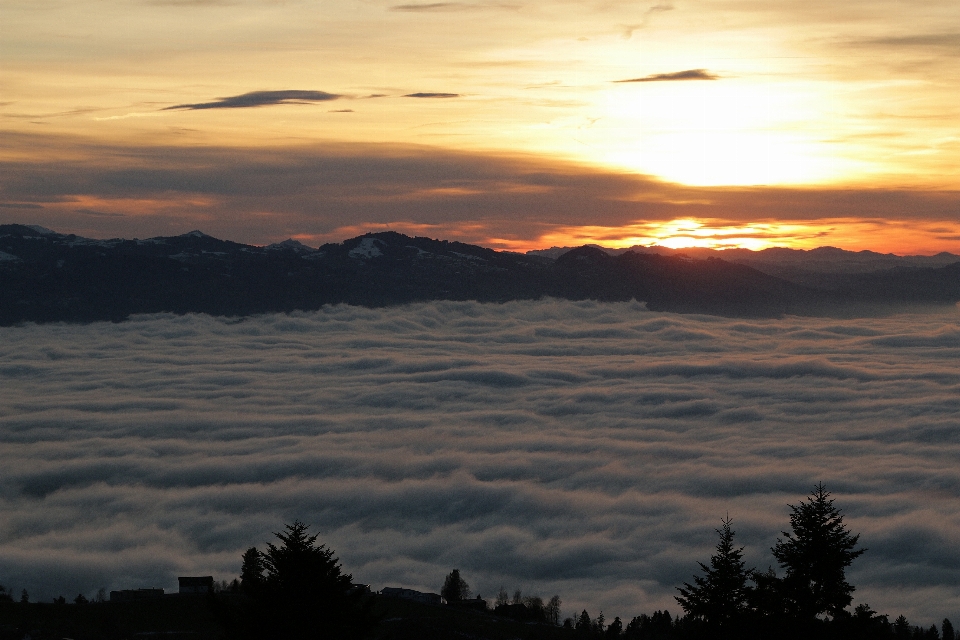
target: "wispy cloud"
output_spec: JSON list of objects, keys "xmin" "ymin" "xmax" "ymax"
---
[
  {"xmin": 163, "ymin": 90, "xmax": 340, "ymax": 111},
  {"xmin": 146, "ymin": 0, "xmax": 237, "ymax": 5},
  {"xmin": 0, "ymin": 202, "xmax": 44, "ymax": 209},
  {"xmin": 621, "ymin": 3, "xmax": 673, "ymax": 39},
  {"xmin": 390, "ymin": 2, "xmax": 517, "ymax": 12},
  {"xmin": 75, "ymin": 208, "xmax": 125, "ymax": 217},
  {"xmin": 856, "ymin": 33, "xmax": 960, "ymax": 49},
  {"xmin": 613, "ymin": 69, "xmax": 719, "ymax": 83},
  {"xmin": 403, "ymin": 92, "xmax": 461, "ymax": 98}
]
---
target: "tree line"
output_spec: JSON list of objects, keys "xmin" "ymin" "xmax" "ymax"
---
[{"xmin": 1, "ymin": 484, "xmax": 954, "ymax": 639}]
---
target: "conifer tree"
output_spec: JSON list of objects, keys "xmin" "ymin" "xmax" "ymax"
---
[
  {"xmin": 236, "ymin": 521, "xmax": 374, "ymax": 639},
  {"xmin": 772, "ymin": 483, "xmax": 864, "ymax": 620},
  {"xmin": 675, "ymin": 516, "xmax": 753, "ymax": 630},
  {"xmin": 943, "ymin": 619, "xmax": 956, "ymax": 640},
  {"xmin": 240, "ymin": 546, "xmax": 264, "ymax": 594},
  {"xmin": 441, "ymin": 569, "xmax": 470, "ymax": 602}
]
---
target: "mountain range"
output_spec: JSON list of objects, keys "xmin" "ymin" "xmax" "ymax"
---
[{"xmin": 2, "ymin": 224, "xmax": 959, "ymax": 325}]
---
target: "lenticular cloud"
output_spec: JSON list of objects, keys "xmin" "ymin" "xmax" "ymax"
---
[{"xmin": 1, "ymin": 300, "xmax": 959, "ymax": 623}]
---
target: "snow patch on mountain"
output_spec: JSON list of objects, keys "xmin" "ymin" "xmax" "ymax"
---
[
  {"xmin": 26, "ymin": 225, "xmax": 57, "ymax": 235},
  {"xmin": 349, "ymin": 237, "xmax": 384, "ymax": 259},
  {"xmin": 0, "ymin": 250, "xmax": 20, "ymax": 262}
]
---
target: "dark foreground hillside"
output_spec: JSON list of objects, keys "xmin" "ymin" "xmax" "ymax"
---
[
  {"xmin": 0, "ymin": 596, "xmax": 570, "ymax": 640},
  {"xmin": 2, "ymin": 224, "xmax": 958, "ymax": 325}
]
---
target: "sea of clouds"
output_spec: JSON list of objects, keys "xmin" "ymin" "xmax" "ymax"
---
[{"xmin": 1, "ymin": 299, "xmax": 959, "ymax": 624}]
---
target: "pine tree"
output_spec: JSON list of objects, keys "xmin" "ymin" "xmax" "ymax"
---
[
  {"xmin": 441, "ymin": 569, "xmax": 470, "ymax": 602},
  {"xmin": 943, "ymin": 619, "xmax": 956, "ymax": 640},
  {"xmin": 894, "ymin": 615, "xmax": 912, "ymax": 639},
  {"xmin": 605, "ymin": 616, "xmax": 623, "ymax": 638},
  {"xmin": 675, "ymin": 516, "xmax": 753, "ymax": 630},
  {"xmin": 238, "ymin": 521, "xmax": 374, "ymax": 639},
  {"xmin": 772, "ymin": 483, "xmax": 865, "ymax": 620},
  {"xmin": 240, "ymin": 546, "xmax": 264, "ymax": 594},
  {"xmin": 576, "ymin": 610, "xmax": 592, "ymax": 631}
]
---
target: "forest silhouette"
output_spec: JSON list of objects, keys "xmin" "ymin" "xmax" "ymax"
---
[{"xmin": 0, "ymin": 485, "xmax": 954, "ymax": 639}]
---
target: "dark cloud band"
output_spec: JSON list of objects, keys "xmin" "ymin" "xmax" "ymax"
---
[
  {"xmin": 163, "ymin": 90, "xmax": 341, "ymax": 111},
  {"xmin": 614, "ymin": 69, "xmax": 719, "ymax": 83},
  {"xmin": 403, "ymin": 92, "xmax": 461, "ymax": 98}
]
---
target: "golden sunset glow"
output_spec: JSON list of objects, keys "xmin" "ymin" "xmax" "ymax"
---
[
  {"xmin": 2, "ymin": 0, "xmax": 960, "ymax": 252},
  {"xmin": 507, "ymin": 218, "xmax": 960, "ymax": 255}
]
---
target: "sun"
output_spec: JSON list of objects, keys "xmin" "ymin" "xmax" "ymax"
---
[{"xmin": 585, "ymin": 78, "xmax": 860, "ymax": 187}]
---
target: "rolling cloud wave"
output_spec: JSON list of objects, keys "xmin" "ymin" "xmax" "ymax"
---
[{"xmin": 1, "ymin": 300, "xmax": 958, "ymax": 623}]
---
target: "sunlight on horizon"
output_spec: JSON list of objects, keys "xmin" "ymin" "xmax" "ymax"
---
[{"xmin": 487, "ymin": 218, "xmax": 960, "ymax": 255}]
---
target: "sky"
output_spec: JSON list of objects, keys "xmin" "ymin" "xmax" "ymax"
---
[
  {"xmin": 1, "ymin": 301, "xmax": 959, "ymax": 624},
  {"xmin": 2, "ymin": 0, "xmax": 960, "ymax": 253}
]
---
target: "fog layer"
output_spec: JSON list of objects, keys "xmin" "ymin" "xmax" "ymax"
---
[{"xmin": 1, "ymin": 300, "xmax": 958, "ymax": 623}]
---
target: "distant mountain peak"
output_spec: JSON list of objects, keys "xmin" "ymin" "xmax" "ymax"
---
[
  {"xmin": 26, "ymin": 225, "xmax": 57, "ymax": 235},
  {"xmin": 348, "ymin": 237, "xmax": 385, "ymax": 259},
  {"xmin": 268, "ymin": 238, "xmax": 315, "ymax": 251}
]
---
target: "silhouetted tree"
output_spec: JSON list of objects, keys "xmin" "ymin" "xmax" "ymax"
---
[
  {"xmin": 943, "ymin": 619, "xmax": 956, "ymax": 640},
  {"xmin": 624, "ymin": 610, "xmax": 674, "ymax": 640},
  {"xmin": 0, "ymin": 585, "xmax": 11, "ymax": 603},
  {"xmin": 235, "ymin": 521, "xmax": 374, "ymax": 640},
  {"xmin": 546, "ymin": 594, "xmax": 562, "ymax": 626},
  {"xmin": 95, "ymin": 587, "xmax": 106, "ymax": 603},
  {"xmin": 74, "ymin": 593, "xmax": 89, "ymax": 604},
  {"xmin": 606, "ymin": 615, "xmax": 623, "ymax": 638},
  {"xmin": 495, "ymin": 585, "xmax": 509, "ymax": 608},
  {"xmin": 441, "ymin": 569, "xmax": 470, "ymax": 602},
  {"xmin": 53, "ymin": 595, "xmax": 66, "ymax": 604},
  {"xmin": 20, "ymin": 589, "xmax": 28, "ymax": 603},
  {"xmin": 576, "ymin": 610, "xmax": 592, "ymax": 634},
  {"xmin": 594, "ymin": 611, "xmax": 606, "ymax": 634},
  {"xmin": 749, "ymin": 566, "xmax": 788, "ymax": 620},
  {"xmin": 894, "ymin": 615, "xmax": 912, "ymax": 639},
  {"xmin": 772, "ymin": 483, "xmax": 865, "ymax": 620},
  {"xmin": 240, "ymin": 546, "xmax": 265, "ymax": 594},
  {"xmin": 675, "ymin": 516, "xmax": 753, "ymax": 633}
]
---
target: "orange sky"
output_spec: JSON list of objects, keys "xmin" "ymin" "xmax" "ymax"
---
[{"xmin": 2, "ymin": 0, "xmax": 960, "ymax": 253}]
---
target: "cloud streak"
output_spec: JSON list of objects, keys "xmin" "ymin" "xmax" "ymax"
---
[
  {"xmin": 403, "ymin": 92, "xmax": 461, "ymax": 98},
  {"xmin": 390, "ymin": 2, "xmax": 516, "ymax": 12},
  {"xmin": 163, "ymin": 90, "xmax": 340, "ymax": 111},
  {"xmin": 1, "ymin": 301, "xmax": 959, "ymax": 625},
  {"xmin": 613, "ymin": 69, "xmax": 719, "ymax": 83}
]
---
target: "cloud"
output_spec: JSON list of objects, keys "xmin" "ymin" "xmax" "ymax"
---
[
  {"xmin": 390, "ymin": 2, "xmax": 516, "ymax": 11},
  {"xmin": 613, "ymin": 69, "xmax": 719, "ymax": 83},
  {"xmin": 1, "ymin": 301, "xmax": 960, "ymax": 624},
  {"xmin": 162, "ymin": 90, "xmax": 340, "ymax": 111},
  {"xmin": 856, "ymin": 33, "xmax": 960, "ymax": 49},
  {"xmin": 621, "ymin": 3, "xmax": 673, "ymax": 39},
  {"xmin": 0, "ymin": 202, "xmax": 44, "ymax": 209},
  {"xmin": 403, "ymin": 92, "xmax": 461, "ymax": 98},
  {"xmin": 392, "ymin": 2, "xmax": 468, "ymax": 10},
  {"xmin": 74, "ymin": 208, "xmax": 125, "ymax": 217},
  {"xmin": 2, "ymin": 131, "xmax": 960, "ymax": 251}
]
